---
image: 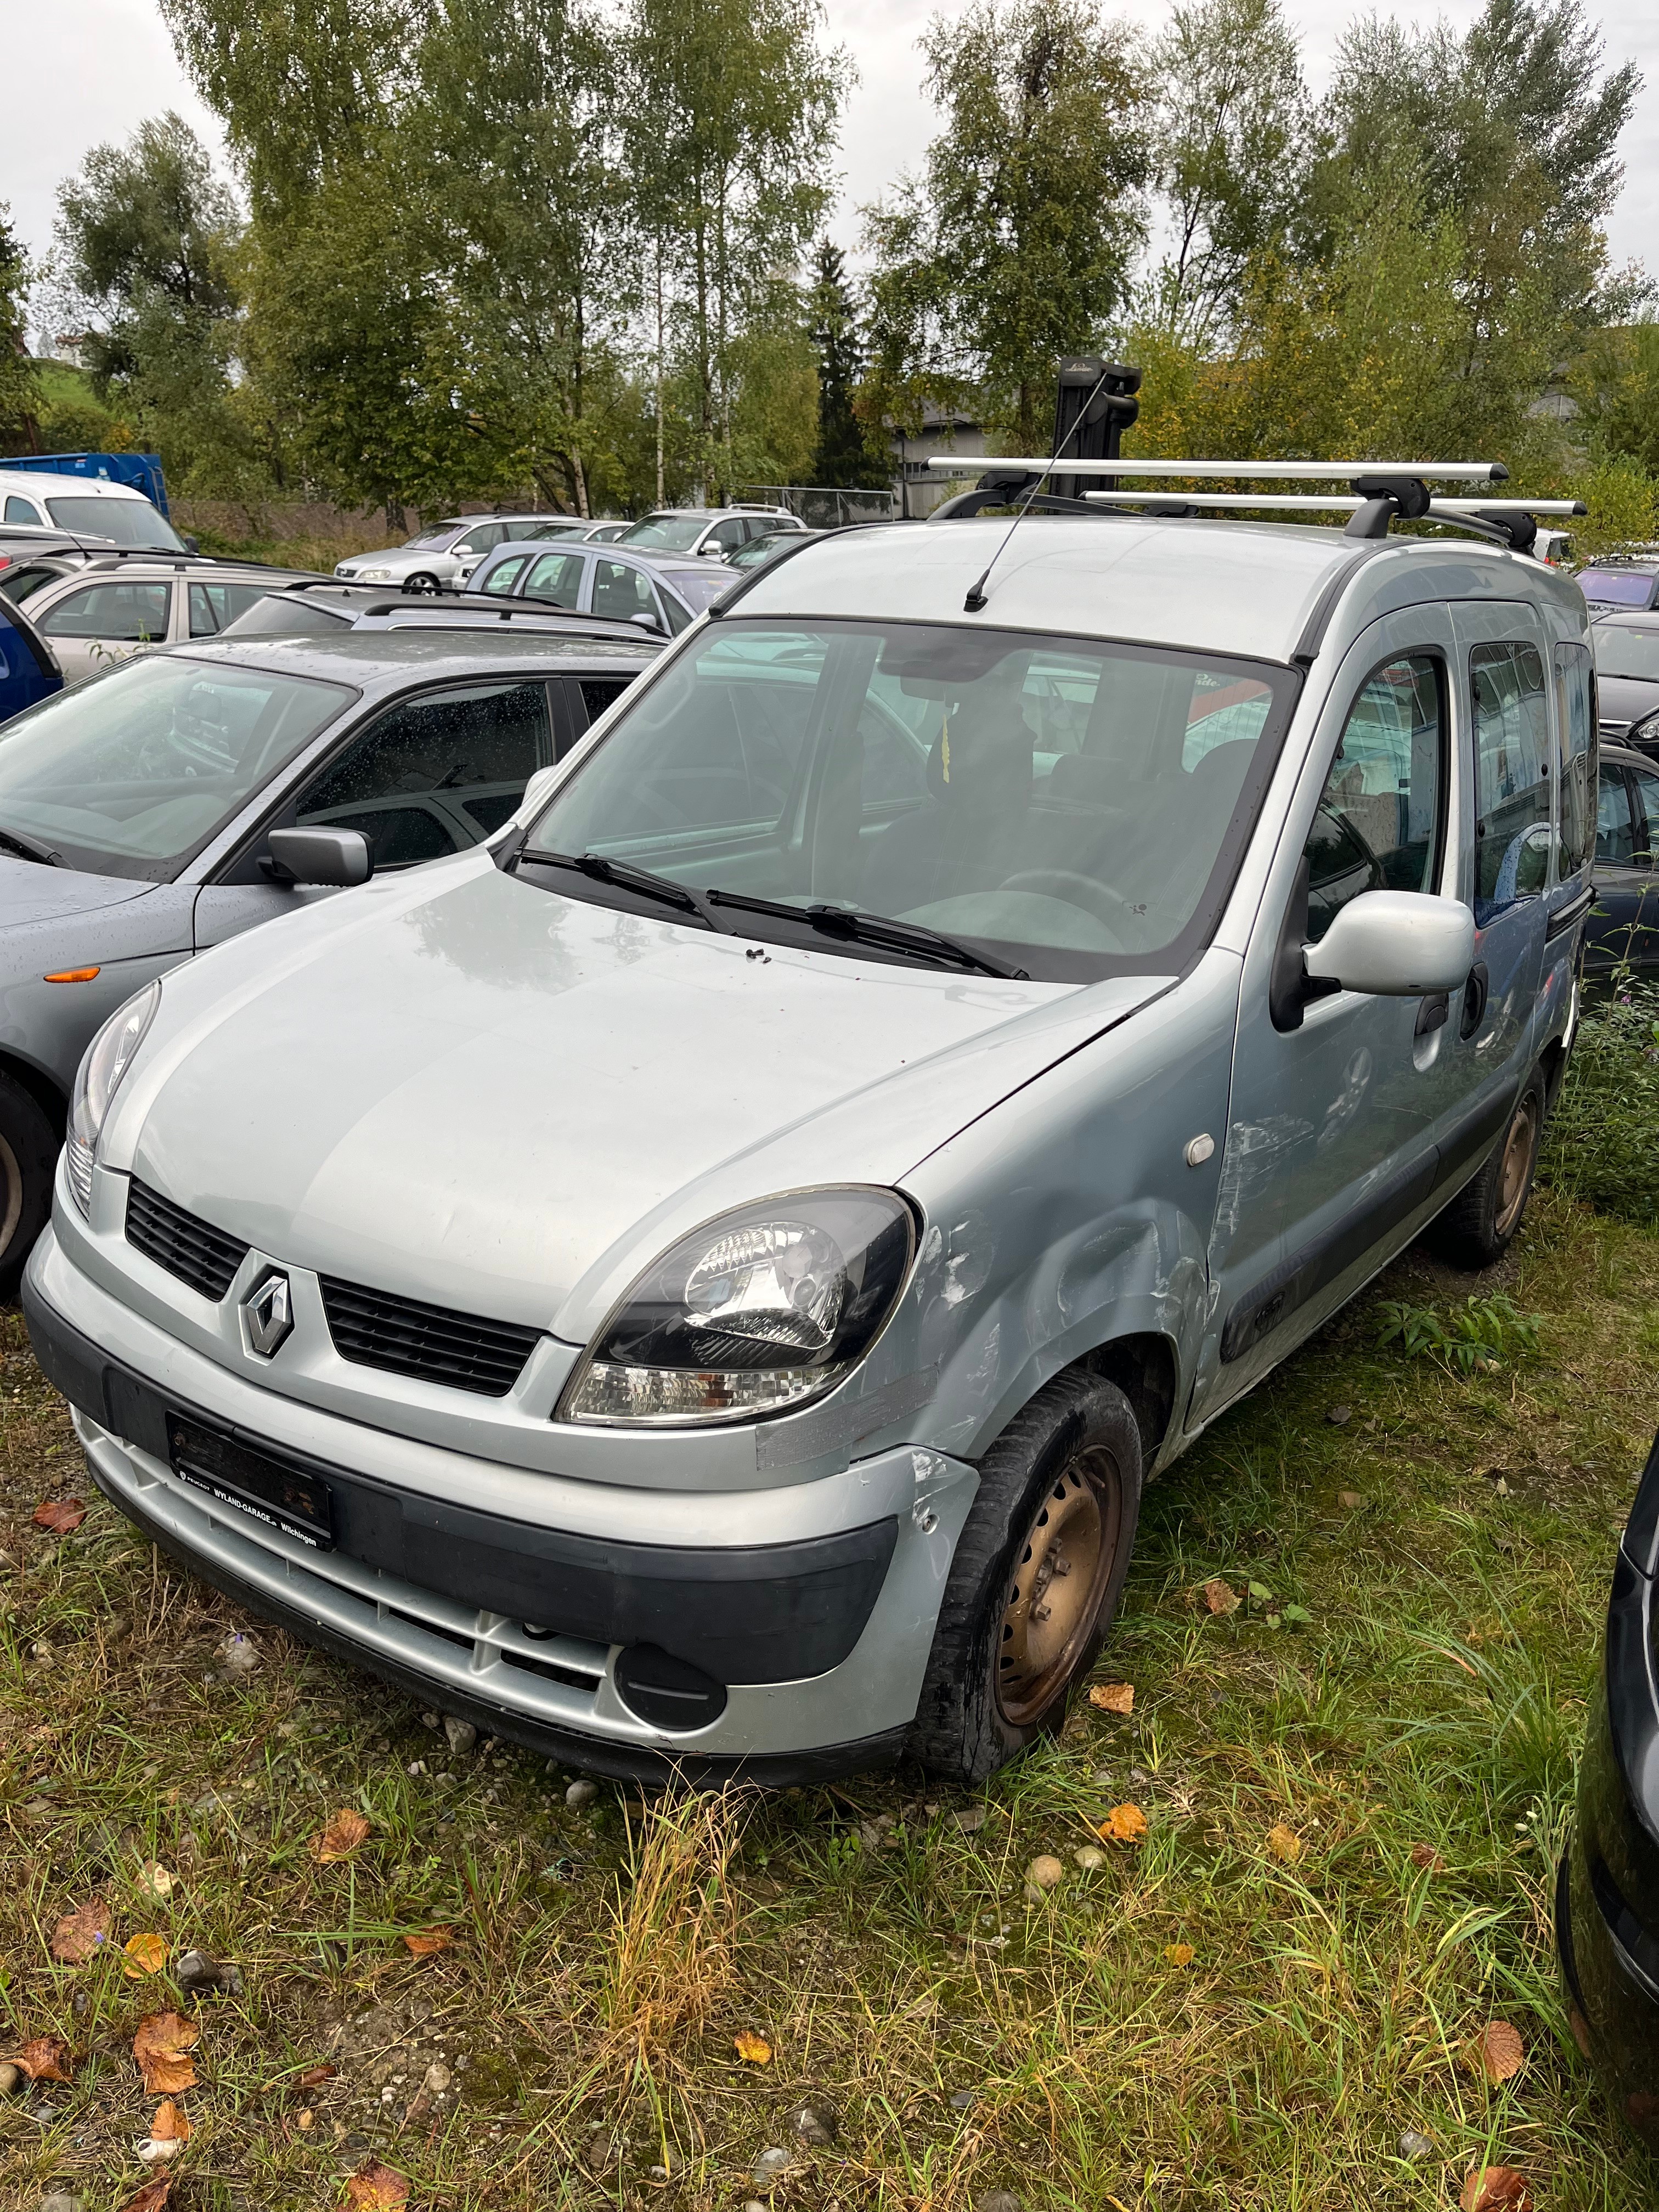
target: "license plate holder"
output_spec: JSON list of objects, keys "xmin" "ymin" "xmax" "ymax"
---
[{"xmin": 168, "ymin": 1415, "xmax": 335, "ymax": 1551}]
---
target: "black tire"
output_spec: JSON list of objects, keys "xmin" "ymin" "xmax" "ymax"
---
[
  {"xmin": 0, "ymin": 1073, "xmax": 58, "ymax": 1302},
  {"xmin": 402, "ymin": 572, "xmax": 441, "ymax": 596},
  {"xmin": 911, "ymin": 1370, "xmax": 1143, "ymax": 1786},
  {"xmin": 1425, "ymin": 1069, "xmax": 1546, "ymax": 1270}
]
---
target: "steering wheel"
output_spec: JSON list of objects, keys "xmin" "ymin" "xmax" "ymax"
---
[{"xmin": 998, "ymin": 869, "xmax": 1134, "ymax": 945}]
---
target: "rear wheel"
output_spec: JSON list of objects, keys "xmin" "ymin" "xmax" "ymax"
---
[
  {"xmin": 911, "ymin": 1371, "xmax": 1142, "ymax": 1786},
  {"xmin": 1425, "ymin": 1070, "xmax": 1545, "ymax": 1269},
  {"xmin": 0, "ymin": 1073, "xmax": 58, "ymax": 1301},
  {"xmin": 402, "ymin": 572, "xmax": 441, "ymax": 596}
]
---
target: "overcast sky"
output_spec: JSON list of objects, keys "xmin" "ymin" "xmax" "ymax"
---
[{"xmin": 3, "ymin": 0, "xmax": 1655, "ymax": 289}]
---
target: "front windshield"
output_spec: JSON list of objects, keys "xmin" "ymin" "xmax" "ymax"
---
[
  {"xmin": 0, "ymin": 654, "xmax": 354, "ymax": 879},
  {"xmin": 617, "ymin": 516, "xmax": 708, "ymax": 551},
  {"xmin": 403, "ymin": 527, "xmax": 462, "ymax": 550},
  {"xmin": 529, "ymin": 618, "xmax": 1295, "ymax": 978},
  {"xmin": 44, "ymin": 496, "xmax": 185, "ymax": 552},
  {"xmin": 1594, "ymin": 624, "xmax": 1659, "ymax": 684}
]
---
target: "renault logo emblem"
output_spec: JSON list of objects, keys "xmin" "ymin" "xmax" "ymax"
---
[{"xmin": 244, "ymin": 1271, "xmax": 295, "ymax": 1358}]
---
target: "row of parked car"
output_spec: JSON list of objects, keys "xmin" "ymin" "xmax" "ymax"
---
[{"xmin": 4, "ymin": 463, "xmax": 1659, "ymax": 2152}]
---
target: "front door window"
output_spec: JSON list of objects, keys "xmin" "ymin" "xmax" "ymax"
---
[{"xmin": 1304, "ymin": 654, "xmax": 1444, "ymax": 941}]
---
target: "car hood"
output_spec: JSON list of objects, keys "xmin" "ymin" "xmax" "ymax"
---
[
  {"xmin": 0, "ymin": 859, "xmax": 153, "ymax": 930},
  {"xmin": 1598, "ymin": 673, "xmax": 1658, "ymax": 733},
  {"xmin": 338, "ymin": 548, "xmax": 456, "ymax": 577},
  {"xmin": 110, "ymin": 854, "xmax": 1170, "ymax": 1339}
]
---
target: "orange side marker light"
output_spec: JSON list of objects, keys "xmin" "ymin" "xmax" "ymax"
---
[{"xmin": 44, "ymin": 968, "xmax": 101, "ymax": 984}]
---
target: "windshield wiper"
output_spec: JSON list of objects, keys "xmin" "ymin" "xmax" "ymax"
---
[
  {"xmin": 519, "ymin": 849, "xmax": 718, "ymax": 929},
  {"xmin": 704, "ymin": 889, "xmax": 1024, "ymax": 979},
  {"xmin": 0, "ymin": 826, "xmax": 63, "ymax": 867}
]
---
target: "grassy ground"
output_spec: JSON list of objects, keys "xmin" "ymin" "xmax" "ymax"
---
[{"xmin": 3, "ymin": 1174, "xmax": 1656, "ymax": 2211}]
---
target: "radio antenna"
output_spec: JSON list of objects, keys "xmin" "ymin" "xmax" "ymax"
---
[{"xmin": 961, "ymin": 359, "xmax": 1137, "ymax": 613}]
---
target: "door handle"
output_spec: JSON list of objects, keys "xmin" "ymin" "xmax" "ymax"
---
[{"xmin": 1459, "ymin": 961, "xmax": 1489, "ymax": 1040}]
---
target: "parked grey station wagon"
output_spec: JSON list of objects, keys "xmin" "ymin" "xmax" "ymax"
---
[
  {"xmin": 25, "ymin": 510, "xmax": 1593, "ymax": 1785},
  {"xmin": 0, "ymin": 628, "xmax": 654, "ymax": 1291}
]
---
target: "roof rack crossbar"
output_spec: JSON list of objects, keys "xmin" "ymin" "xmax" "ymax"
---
[
  {"xmin": 1081, "ymin": 492, "xmax": 1583, "ymax": 516},
  {"xmin": 928, "ymin": 455, "xmax": 1509, "ymax": 484}
]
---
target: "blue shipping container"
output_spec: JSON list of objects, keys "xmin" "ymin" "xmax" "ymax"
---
[{"xmin": 0, "ymin": 452, "xmax": 169, "ymax": 516}]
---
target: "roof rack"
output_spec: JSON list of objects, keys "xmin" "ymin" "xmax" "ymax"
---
[{"xmin": 922, "ymin": 454, "xmax": 1590, "ymax": 543}]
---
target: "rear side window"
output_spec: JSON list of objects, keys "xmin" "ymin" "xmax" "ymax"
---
[
  {"xmin": 523, "ymin": 551, "xmax": 585, "ymax": 609},
  {"xmin": 1635, "ymin": 768, "xmax": 1659, "ymax": 865},
  {"xmin": 189, "ymin": 582, "xmax": 273, "ymax": 637},
  {"xmin": 38, "ymin": 580, "xmax": 170, "ymax": 643},
  {"xmin": 292, "ymin": 680, "xmax": 555, "ymax": 866},
  {"xmin": 592, "ymin": 560, "xmax": 661, "ymax": 625},
  {"xmin": 577, "ymin": 678, "xmax": 633, "ymax": 727},
  {"xmin": 1471, "ymin": 642, "xmax": 1550, "ymax": 917},
  {"xmin": 3, "ymin": 496, "xmax": 43, "ymax": 526},
  {"xmin": 1305, "ymin": 654, "xmax": 1444, "ymax": 941},
  {"xmin": 1553, "ymin": 640, "xmax": 1596, "ymax": 876},
  {"xmin": 481, "ymin": 553, "xmax": 529, "ymax": 597},
  {"xmin": 0, "ymin": 563, "xmax": 63, "ymax": 604}
]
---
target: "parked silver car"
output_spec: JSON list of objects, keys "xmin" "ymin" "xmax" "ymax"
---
[
  {"xmin": 335, "ymin": 516, "xmax": 562, "ymax": 594},
  {"xmin": 614, "ymin": 505, "xmax": 806, "ymax": 561},
  {"xmin": 5, "ymin": 555, "xmax": 329, "ymax": 684},
  {"xmin": 25, "ymin": 508, "xmax": 1591, "ymax": 1785},
  {"xmin": 467, "ymin": 538, "xmax": 733, "ymax": 633}
]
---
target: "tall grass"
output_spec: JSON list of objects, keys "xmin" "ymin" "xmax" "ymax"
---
[
  {"xmin": 596, "ymin": 1787, "xmax": 746, "ymax": 2083},
  {"xmin": 1541, "ymin": 978, "xmax": 1659, "ymax": 1223}
]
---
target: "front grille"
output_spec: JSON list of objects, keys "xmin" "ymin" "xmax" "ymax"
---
[
  {"xmin": 318, "ymin": 1276, "xmax": 539, "ymax": 1397},
  {"xmin": 126, "ymin": 1179, "xmax": 250, "ymax": 1302}
]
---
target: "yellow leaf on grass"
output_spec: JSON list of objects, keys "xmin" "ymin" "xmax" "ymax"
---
[
  {"xmin": 312, "ymin": 1808, "xmax": 371, "ymax": 1863},
  {"xmin": 733, "ymin": 2030, "xmax": 772, "ymax": 2064},
  {"xmin": 1088, "ymin": 1683, "xmax": 1135, "ymax": 1714},
  {"xmin": 150, "ymin": 2097, "xmax": 191, "ymax": 2142},
  {"xmin": 344, "ymin": 2160, "xmax": 410, "ymax": 2209},
  {"xmin": 125, "ymin": 1933, "xmax": 169, "ymax": 1978},
  {"xmin": 1267, "ymin": 1824, "xmax": 1303, "ymax": 1864},
  {"xmin": 403, "ymin": 1928, "xmax": 454, "ymax": 1958},
  {"xmin": 1099, "ymin": 1803, "xmax": 1148, "ymax": 1843},
  {"xmin": 1164, "ymin": 1942, "xmax": 1194, "ymax": 1966},
  {"xmin": 133, "ymin": 2011, "xmax": 199, "ymax": 2096},
  {"xmin": 13, "ymin": 2034, "xmax": 74, "ymax": 2083},
  {"xmin": 1473, "ymin": 2020, "xmax": 1526, "ymax": 2083},
  {"xmin": 51, "ymin": 1896, "xmax": 110, "ymax": 1963},
  {"xmin": 137, "ymin": 1861, "xmax": 174, "ymax": 1900}
]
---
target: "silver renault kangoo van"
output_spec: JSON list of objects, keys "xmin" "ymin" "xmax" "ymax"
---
[{"xmin": 24, "ymin": 497, "xmax": 1594, "ymax": 1784}]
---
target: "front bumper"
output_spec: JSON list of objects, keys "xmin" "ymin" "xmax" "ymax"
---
[{"xmin": 25, "ymin": 1225, "xmax": 977, "ymax": 1779}]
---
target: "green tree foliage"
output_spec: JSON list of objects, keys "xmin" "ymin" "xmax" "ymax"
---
[
  {"xmin": 52, "ymin": 116, "xmax": 257, "ymax": 490},
  {"xmin": 1572, "ymin": 319, "xmax": 1659, "ymax": 477},
  {"xmin": 0, "ymin": 209, "xmax": 41, "ymax": 454},
  {"xmin": 1144, "ymin": 0, "xmax": 1310, "ymax": 346},
  {"xmin": 861, "ymin": 0, "xmax": 1152, "ymax": 452},
  {"xmin": 806, "ymin": 240, "xmax": 887, "ymax": 488}
]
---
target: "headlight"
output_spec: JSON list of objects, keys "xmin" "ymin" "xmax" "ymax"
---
[
  {"xmin": 1629, "ymin": 707, "xmax": 1659, "ymax": 749},
  {"xmin": 66, "ymin": 980, "xmax": 161, "ymax": 1215},
  {"xmin": 559, "ymin": 1187, "xmax": 915, "ymax": 1425},
  {"xmin": 359, "ymin": 567, "xmax": 393, "ymax": 583}
]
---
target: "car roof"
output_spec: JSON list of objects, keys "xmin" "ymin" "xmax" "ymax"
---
[
  {"xmin": 0, "ymin": 467, "xmax": 153, "ymax": 503},
  {"xmin": 165, "ymin": 630, "xmax": 661, "ymax": 690},
  {"xmin": 729, "ymin": 515, "xmax": 1583, "ymax": 664}
]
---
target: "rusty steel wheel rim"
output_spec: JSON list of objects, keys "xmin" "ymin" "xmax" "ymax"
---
[
  {"xmin": 1494, "ymin": 1094, "xmax": 1539, "ymax": 1238},
  {"xmin": 996, "ymin": 1448, "xmax": 1121, "ymax": 1729}
]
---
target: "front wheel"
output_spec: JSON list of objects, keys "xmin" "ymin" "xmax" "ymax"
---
[
  {"xmin": 0, "ymin": 1073, "xmax": 58, "ymax": 1301},
  {"xmin": 910, "ymin": 1371, "xmax": 1143, "ymax": 1786},
  {"xmin": 1425, "ymin": 1070, "xmax": 1545, "ymax": 1269},
  {"xmin": 401, "ymin": 572, "xmax": 442, "ymax": 596}
]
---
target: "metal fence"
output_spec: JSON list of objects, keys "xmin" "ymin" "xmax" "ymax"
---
[{"xmin": 738, "ymin": 483, "xmax": 896, "ymax": 527}]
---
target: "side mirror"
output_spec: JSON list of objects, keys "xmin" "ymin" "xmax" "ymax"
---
[
  {"xmin": 519, "ymin": 764, "xmax": 561, "ymax": 820},
  {"xmin": 629, "ymin": 611, "xmax": 664, "ymax": 633},
  {"xmin": 1303, "ymin": 890, "xmax": 1475, "ymax": 997},
  {"xmin": 265, "ymin": 826, "xmax": 373, "ymax": 887},
  {"xmin": 183, "ymin": 534, "xmax": 201, "ymax": 555}
]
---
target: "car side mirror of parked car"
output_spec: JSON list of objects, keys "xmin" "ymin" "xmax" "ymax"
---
[
  {"xmin": 183, "ymin": 535, "xmax": 201, "ymax": 554},
  {"xmin": 519, "ymin": 765, "xmax": 562, "ymax": 820},
  {"xmin": 1304, "ymin": 890, "xmax": 1475, "ymax": 997},
  {"xmin": 264, "ymin": 826, "xmax": 373, "ymax": 888},
  {"xmin": 629, "ymin": 611, "xmax": 664, "ymax": 634}
]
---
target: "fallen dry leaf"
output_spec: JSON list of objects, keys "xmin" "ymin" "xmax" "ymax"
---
[
  {"xmin": 1461, "ymin": 2166, "xmax": 1533, "ymax": 2212},
  {"xmin": 1410, "ymin": 1842, "xmax": 1444, "ymax": 1873},
  {"xmin": 1088, "ymin": 1682, "xmax": 1135, "ymax": 1714},
  {"xmin": 402, "ymin": 1928, "xmax": 454, "ymax": 1958},
  {"xmin": 137, "ymin": 1861, "xmax": 174, "ymax": 1901},
  {"xmin": 733, "ymin": 2030, "xmax": 772, "ymax": 2064},
  {"xmin": 150, "ymin": 2098, "xmax": 191, "ymax": 2142},
  {"xmin": 1164, "ymin": 1943, "xmax": 1195, "ymax": 1966},
  {"xmin": 125, "ymin": 1933, "xmax": 169, "ymax": 1978},
  {"xmin": 133, "ymin": 2011, "xmax": 200, "ymax": 2095},
  {"xmin": 1099, "ymin": 1803, "xmax": 1148, "ymax": 1843},
  {"xmin": 312, "ymin": 1808, "xmax": 371, "ymax": 1863},
  {"xmin": 1338, "ymin": 1489, "xmax": 1363, "ymax": 1509},
  {"xmin": 51, "ymin": 1896, "xmax": 110, "ymax": 1963},
  {"xmin": 32, "ymin": 1497, "xmax": 86, "ymax": 1534},
  {"xmin": 1267, "ymin": 1824, "xmax": 1304, "ymax": 1864},
  {"xmin": 344, "ymin": 2158, "xmax": 411, "ymax": 2208},
  {"xmin": 1473, "ymin": 2021, "xmax": 1526, "ymax": 2083},
  {"xmin": 119, "ymin": 2181, "xmax": 173, "ymax": 2212},
  {"xmin": 295, "ymin": 2063, "xmax": 337, "ymax": 2091},
  {"xmin": 13, "ymin": 2034, "xmax": 73, "ymax": 2083},
  {"xmin": 1202, "ymin": 1578, "xmax": 1240, "ymax": 1615}
]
